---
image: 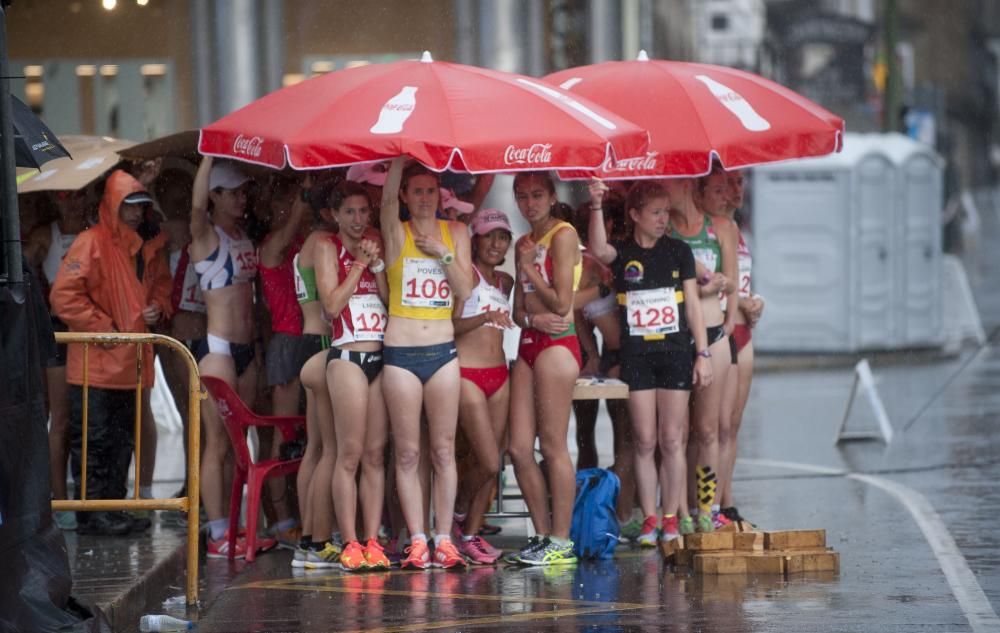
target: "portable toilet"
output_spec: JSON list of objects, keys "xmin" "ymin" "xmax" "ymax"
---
[{"xmin": 749, "ymin": 133, "xmax": 943, "ymax": 353}]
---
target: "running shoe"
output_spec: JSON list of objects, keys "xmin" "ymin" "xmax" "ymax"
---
[
  {"xmin": 636, "ymin": 515, "xmax": 660, "ymax": 547},
  {"xmin": 505, "ymin": 535, "xmax": 544, "ymax": 564},
  {"xmin": 696, "ymin": 514, "xmax": 714, "ymax": 533},
  {"xmin": 661, "ymin": 515, "xmax": 681, "ymax": 542},
  {"xmin": 459, "ymin": 536, "xmax": 501, "ymax": 565},
  {"xmin": 619, "ymin": 518, "xmax": 643, "ymax": 542},
  {"xmin": 722, "ymin": 506, "xmax": 758, "ymax": 528},
  {"xmin": 712, "ymin": 510, "xmax": 732, "ymax": 530},
  {"xmin": 206, "ymin": 531, "xmax": 248, "ymax": 559},
  {"xmin": 271, "ymin": 525, "xmax": 303, "ymax": 551},
  {"xmin": 478, "ymin": 522, "xmax": 502, "ymax": 536},
  {"xmin": 291, "ymin": 545, "xmax": 309, "ymax": 568},
  {"xmin": 433, "ymin": 538, "xmax": 468, "ymax": 569},
  {"xmin": 385, "ymin": 538, "xmax": 404, "ymax": 567},
  {"xmin": 339, "ymin": 540, "xmax": 368, "ymax": 572},
  {"xmin": 303, "ymin": 541, "xmax": 343, "ymax": 569},
  {"xmin": 517, "ymin": 537, "xmax": 577, "ymax": 566},
  {"xmin": 678, "ymin": 516, "xmax": 695, "ymax": 535},
  {"xmin": 363, "ymin": 538, "xmax": 391, "ymax": 570},
  {"xmin": 402, "ymin": 538, "xmax": 431, "ymax": 570}
]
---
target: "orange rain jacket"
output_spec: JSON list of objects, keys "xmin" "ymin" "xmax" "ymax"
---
[{"xmin": 50, "ymin": 170, "xmax": 173, "ymax": 389}]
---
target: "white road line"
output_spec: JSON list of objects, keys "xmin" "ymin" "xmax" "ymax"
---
[{"xmin": 740, "ymin": 458, "xmax": 1000, "ymax": 633}]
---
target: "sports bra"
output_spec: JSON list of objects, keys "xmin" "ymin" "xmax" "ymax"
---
[
  {"xmin": 519, "ymin": 221, "xmax": 582, "ymax": 295},
  {"xmin": 670, "ymin": 215, "xmax": 721, "ymax": 274},
  {"xmin": 460, "ymin": 266, "xmax": 511, "ymax": 323},
  {"xmin": 193, "ymin": 225, "xmax": 258, "ymax": 291},
  {"xmin": 329, "ymin": 234, "xmax": 386, "ymax": 347},
  {"xmin": 42, "ymin": 221, "xmax": 77, "ymax": 285},
  {"xmin": 386, "ymin": 221, "xmax": 456, "ymax": 320}
]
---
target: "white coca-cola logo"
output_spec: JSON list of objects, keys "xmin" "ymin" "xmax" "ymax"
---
[
  {"xmin": 503, "ymin": 143, "xmax": 553, "ymax": 166},
  {"xmin": 601, "ymin": 151, "xmax": 659, "ymax": 173},
  {"xmin": 233, "ymin": 134, "xmax": 264, "ymax": 158}
]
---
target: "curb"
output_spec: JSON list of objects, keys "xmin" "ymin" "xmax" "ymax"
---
[{"xmin": 99, "ymin": 537, "xmax": 187, "ymax": 632}]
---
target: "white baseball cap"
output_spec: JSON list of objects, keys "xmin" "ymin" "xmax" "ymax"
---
[
  {"xmin": 209, "ymin": 161, "xmax": 251, "ymax": 191},
  {"xmin": 470, "ymin": 208, "xmax": 512, "ymax": 236},
  {"xmin": 346, "ymin": 161, "xmax": 389, "ymax": 186},
  {"xmin": 441, "ymin": 188, "xmax": 474, "ymax": 216}
]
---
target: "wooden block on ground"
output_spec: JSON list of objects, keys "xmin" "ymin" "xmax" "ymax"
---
[
  {"xmin": 764, "ymin": 529, "xmax": 826, "ymax": 551},
  {"xmin": 733, "ymin": 531, "xmax": 764, "ymax": 552},
  {"xmin": 572, "ymin": 379, "xmax": 629, "ymax": 400},
  {"xmin": 674, "ymin": 548, "xmax": 695, "ymax": 567},
  {"xmin": 693, "ymin": 551, "xmax": 785, "ymax": 575},
  {"xmin": 684, "ymin": 532, "xmax": 735, "ymax": 551},
  {"xmin": 717, "ymin": 520, "xmax": 739, "ymax": 533},
  {"xmin": 782, "ymin": 549, "xmax": 840, "ymax": 575},
  {"xmin": 660, "ymin": 536, "xmax": 685, "ymax": 562}
]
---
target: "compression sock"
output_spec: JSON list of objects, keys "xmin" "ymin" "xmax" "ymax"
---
[{"xmin": 696, "ymin": 465, "xmax": 717, "ymax": 517}]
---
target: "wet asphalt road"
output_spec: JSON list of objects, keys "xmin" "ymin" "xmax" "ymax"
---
[{"xmin": 169, "ymin": 337, "xmax": 999, "ymax": 633}]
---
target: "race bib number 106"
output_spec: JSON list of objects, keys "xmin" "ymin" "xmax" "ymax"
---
[{"xmin": 402, "ymin": 258, "xmax": 452, "ymax": 308}]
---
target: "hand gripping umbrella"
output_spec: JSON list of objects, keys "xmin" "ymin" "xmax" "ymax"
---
[
  {"xmin": 544, "ymin": 51, "xmax": 844, "ymax": 179},
  {"xmin": 199, "ymin": 52, "xmax": 650, "ymax": 174}
]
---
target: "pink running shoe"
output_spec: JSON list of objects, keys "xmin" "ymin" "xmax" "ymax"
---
[{"xmin": 458, "ymin": 536, "xmax": 501, "ymax": 565}]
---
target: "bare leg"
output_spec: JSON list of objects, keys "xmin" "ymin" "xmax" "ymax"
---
[
  {"xmin": 507, "ymin": 360, "xmax": 549, "ymax": 535},
  {"xmin": 457, "ymin": 378, "xmax": 507, "ymax": 535},
  {"xmin": 714, "ymin": 361, "xmax": 739, "ymax": 510},
  {"xmin": 327, "ymin": 359, "xmax": 370, "ymax": 543},
  {"xmin": 423, "ymin": 360, "xmax": 461, "ymax": 536},
  {"xmin": 628, "ymin": 390, "xmax": 658, "ymax": 518},
  {"xmin": 382, "ymin": 366, "xmax": 427, "ymax": 537},
  {"xmin": 720, "ymin": 342, "xmax": 754, "ymax": 508},
  {"xmin": 267, "ymin": 379, "xmax": 301, "ymax": 524},
  {"xmin": 573, "ymin": 399, "xmax": 599, "ymax": 470},
  {"xmin": 534, "ymin": 347, "xmax": 579, "ymax": 540},
  {"xmin": 360, "ymin": 375, "xmax": 388, "ymax": 540},
  {"xmin": 689, "ymin": 335, "xmax": 729, "ymax": 514},
  {"xmin": 657, "ymin": 389, "xmax": 691, "ymax": 517},
  {"xmin": 199, "ymin": 354, "xmax": 238, "ymax": 522}
]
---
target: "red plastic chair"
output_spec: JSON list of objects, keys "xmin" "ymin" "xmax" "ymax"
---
[{"xmin": 201, "ymin": 376, "xmax": 306, "ymax": 562}]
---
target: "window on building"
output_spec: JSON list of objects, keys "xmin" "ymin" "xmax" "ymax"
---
[{"xmin": 711, "ymin": 14, "xmax": 730, "ymax": 31}]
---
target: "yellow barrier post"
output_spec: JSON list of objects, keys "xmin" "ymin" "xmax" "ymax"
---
[{"xmin": 51, "ymin": 332, "xmax": 203, "ymax": 606}]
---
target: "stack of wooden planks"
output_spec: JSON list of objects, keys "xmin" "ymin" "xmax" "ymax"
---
[{"xmin": 660, "ymin": 524, "xmax": 839, "ymax": 577}]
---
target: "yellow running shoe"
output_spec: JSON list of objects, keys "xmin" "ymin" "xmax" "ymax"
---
[
  {"xmin": 339, "ymin": 540, "xmax": 368, "ymax": 572},
  {"xmin": 363, "ymin": 538, "xmax": 391, "ymax": 570},
  {"xmin": 302, "ymin": 541, "xmax": 342, "ymax": 569}
]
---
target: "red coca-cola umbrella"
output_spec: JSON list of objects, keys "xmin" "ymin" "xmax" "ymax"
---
[
  {"xmin": 199, "ymin": 52, "xmax": 649, "ymax": 174},
  {"xmin": 544, "ymin": 51, "xmax": 844, "ymax": 179}
]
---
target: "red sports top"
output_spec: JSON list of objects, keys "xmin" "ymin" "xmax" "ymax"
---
[{"xmin": 260, "ymin": 235, "xmax": 305, "ymax": 335}]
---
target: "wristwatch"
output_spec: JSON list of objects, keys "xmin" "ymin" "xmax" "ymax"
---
[
  {"xmin": 439, "ymin": 252, "xmax": 455, "ymax": 266},
  {"xmin": 696, "ymin": 349, "xmax": 711, "ymax": 359}
]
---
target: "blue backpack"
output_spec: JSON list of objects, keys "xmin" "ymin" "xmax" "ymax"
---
[{"xmin": 570, "ymin": 468, "xmax": 621, "ymax": 560}]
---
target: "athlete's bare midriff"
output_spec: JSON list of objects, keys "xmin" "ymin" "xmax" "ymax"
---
[
  {"xmin": 384, "ymin": 316, "xmax": 454, "ymax": 347},
  {"xmin": 170, "ymin": 310, "xmax": 207, "ymax": 341},
  {"xmin": 204, "ymin": 283, "xmax": 255, "ymax": 344},
  {"xmin": 455, "ymin": 321, "xmax": 505, "ymax": 369}
]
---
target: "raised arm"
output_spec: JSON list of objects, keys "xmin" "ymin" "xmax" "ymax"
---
[
  {"xmin": 379, "ymin": 156, "xmax": 406, "ymax": 261},
  {"xmin": 470, "ymin": 173, "xmax": 495, "ymax": 213},
  {"xmin": 260, "ymin": 177, "xmax": 311, "ymax": 267},
  {"xmin": 587, "ymin": 180, "xmax": 617, "ymax": 264},
  {"xmin": 190, "ymin": 156, "xmax": 213, "ymax": 243}
]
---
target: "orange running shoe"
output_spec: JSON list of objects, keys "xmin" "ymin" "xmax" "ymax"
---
[
  {"xmin": 339, "ymin": 540, "xmax": 368, "ymax": 572},
  {"xmin": 402, "ymin": 538, "xmax": 430, "ymax": 570},
  {"xmin": 363, "ymin": 538, "xmax": 391, "ymax": 570},
  {"xmin": 432, "ymin": 538, "xmax": 468, "ymax": 570}
]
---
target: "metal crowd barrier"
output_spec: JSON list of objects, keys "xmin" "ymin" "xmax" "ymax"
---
[{"xmin": 50, "ymin": 332, "xmax": 203, "ymax": 606}]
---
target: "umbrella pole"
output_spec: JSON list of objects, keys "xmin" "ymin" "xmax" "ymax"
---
[{"xmin": 0, "ymin": 4, "xmax": 21, "ymax": 286}]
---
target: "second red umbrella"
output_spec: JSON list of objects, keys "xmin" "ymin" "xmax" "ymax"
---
[
  {"xmin": 545, "ymin": 51, "xmax": 844, "ymax": 179},
  {"xmin": 199, "ymin": 52, "xmax": 649, "ymax": 174}
]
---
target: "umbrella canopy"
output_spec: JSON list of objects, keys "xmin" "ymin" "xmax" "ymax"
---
[
  {"xmin": 544, "ymin": 51, "xmax": 844, "ymax": 179},
  {"xmin": 16, "ymin": 135, "xmax": 136, "ymax": 193},
  {"xmin": 199, "ymin": 52, "xmax": 650, "ymax": 174},
  {"xmin": 118, "ymin": 129, "xmax": 199, "ymax": 163},
  {"xmin": 11, "ymin": 95, "xmax": 70, "ymax": 169}
]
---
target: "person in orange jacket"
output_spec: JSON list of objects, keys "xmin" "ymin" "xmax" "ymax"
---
[{"xmin": 50, "ymin": 169, "xmax": 173, "ymax": 536}]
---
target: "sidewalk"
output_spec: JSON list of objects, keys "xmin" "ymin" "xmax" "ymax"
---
[{"xmin": 65, "ymin": 519, "xmax": 188, "ymax": 632}]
